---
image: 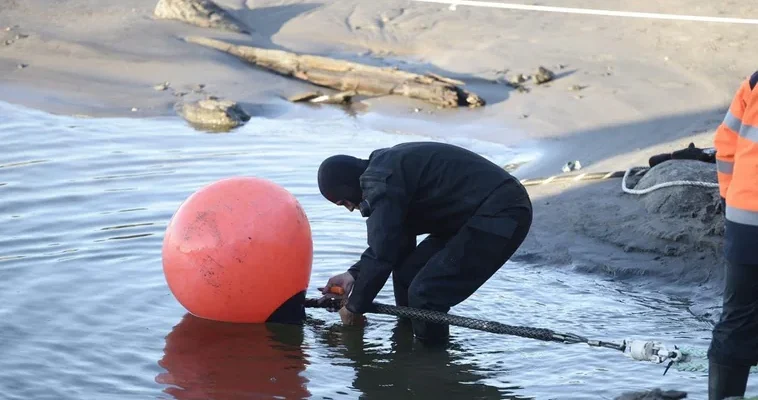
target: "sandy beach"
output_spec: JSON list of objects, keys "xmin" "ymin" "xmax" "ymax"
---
[
  {"xmin": 2, "ymin": 0, "xmax": 754, "ymax": 163},
  {"xmin": 1, "ymin": 0, "xmax": 755, "ymax": 370}
]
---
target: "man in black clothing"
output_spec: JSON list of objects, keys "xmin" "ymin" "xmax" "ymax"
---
[{"xmin": 316, "ymin": 142, "xmax": 533, "ymax": 344}]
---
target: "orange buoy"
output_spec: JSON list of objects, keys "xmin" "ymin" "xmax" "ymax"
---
[{"xmin": 162, "ymin": 177, "xmax": 313, "ymax": 323}]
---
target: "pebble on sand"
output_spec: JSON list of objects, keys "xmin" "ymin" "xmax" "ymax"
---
[
  {"xmin": 533, "ymin": 66, "xmax": 555, "ymax": 85},
  {"xmin": 177, "ymin": 98, "xmax": 251, "ymax": 132},
  {"xmin": 153, "ymin": 82, "xmax": 170, "ymax": 91}
]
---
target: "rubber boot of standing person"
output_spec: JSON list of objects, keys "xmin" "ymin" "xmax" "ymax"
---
[
  {"xmin": 708, "ymin": 70, "xmax": 758, "ymax": 399},
  {"xmin": 315, "ymin": 142, "xmax": 532, "ymax": 345}
]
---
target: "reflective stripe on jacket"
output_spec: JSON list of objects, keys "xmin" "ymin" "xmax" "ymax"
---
[{"xmin": 714, "ymin": 70, "xmax": 758, "ymax": 264}]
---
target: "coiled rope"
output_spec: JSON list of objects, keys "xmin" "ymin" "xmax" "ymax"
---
[
  {"xmin": 668, "ymin": 347, "xmax": 758, "ymax": 374},
  {"xmin": 620, "ymin": 166, "xmax": 719, "ymax": 195}
]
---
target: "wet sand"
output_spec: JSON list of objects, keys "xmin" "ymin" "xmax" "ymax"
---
[{"xmin": 1, "ymin": 0, "xmax": 751, "ymax": 323}]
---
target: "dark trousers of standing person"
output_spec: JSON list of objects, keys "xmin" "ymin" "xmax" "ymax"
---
[
  {"xmin": 707, "ymin": 260, "xmax": 758, "ymax": 400},
  {"xmin": 390, "ymin": 182, "xmax": 532, "ymax": 344}
]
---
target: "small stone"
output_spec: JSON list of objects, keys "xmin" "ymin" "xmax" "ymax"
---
[
  {"xmin": 516, "ymin": 85, "xmax": 530, "ymax": 93},
  {"xmin": 153, "ymin": 82, "xmax": 170, "ymax": 91},
  {"xmin": 533, "ymin": 66, "xmax": 555, "ymax": 84},
  {"xmin": 15, "ymin": 34, "xmax": 28, "ymax": 40},
  {"xmin": 131, "ymin": 107, "xmax": 139, "ymax": 112},
  {"xmin": 614, "ymin": 388, "xmax": 687, "ymax": 400},
  {"xmin": 16, "ymin": 63, "xmax": 27, "ymax": 69},
  {"xmin": 414, "ymin": 108, "xmax": 421, "ymax": 113},
  {"xmin": 519, "ymin": 114, "xmax": 529, "ymax": 119},
  {"xmin": 574, "ymin": 95, "xmax": 584, "ymax": 99},
  {"xmin": 569, "ymin": 85, "xmax": 586, "ymax": 91},
  {"xmin": 177, "ymin": 98, "xmax": 251, "ymax": 132},
  {"xmin": 557, "ymin": 63, "xmax": 566, "ymax": 69},
  {"xmin": 507, "ymin": 73, "xmax": 528, "ymax": 86},
  {"xmin": 5, "ymin": 40, "xmax": 13, "ymax": 46}
]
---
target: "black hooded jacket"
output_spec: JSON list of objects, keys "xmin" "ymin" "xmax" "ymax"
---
[{"xmin": 345, "ymin": 142, "xmax": 529, "ymax": 313}]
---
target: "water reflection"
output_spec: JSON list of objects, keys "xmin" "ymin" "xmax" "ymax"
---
[
  {"xmin": 156, "ymin": 314, "xmax": 311, "ymax": 400},
  {"xmin": 314, "ymin": 319, "xmax": 529, "ymax": 400}
]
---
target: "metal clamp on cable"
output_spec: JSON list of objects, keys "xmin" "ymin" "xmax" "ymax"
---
[{"xmin": 552, "ymin": 332, "xmax": 587, "ymax": 344}]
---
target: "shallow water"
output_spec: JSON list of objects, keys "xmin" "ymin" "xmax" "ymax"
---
[{"xmin": 0, "ymin": 101, "xmax": 750, "ymax": 399}]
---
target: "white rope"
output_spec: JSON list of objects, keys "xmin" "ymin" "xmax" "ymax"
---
[
  {"xmin": 413, "ymin": 0, "xmax": 758, "ymax": 25},
  {"xmin": 621, "ymin": 166, "xmax": 719, "ymax": 195},
  {"xmin": 673, "ymin": 347, "xmax": 758, "ymax": 374}
]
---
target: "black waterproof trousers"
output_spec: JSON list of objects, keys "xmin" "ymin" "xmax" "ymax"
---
[
  {"xmin": 708, "ymin": 260, "xmax": 758, "ymax": 367},
  {"xmin": 390, "ymin": 181, "xmax": 532, "ymax": 343}
]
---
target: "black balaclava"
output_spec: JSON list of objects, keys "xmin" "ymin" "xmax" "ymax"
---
[{"xmin": 317, "ymin": 155, "xmax": 369, "ymax": 205}]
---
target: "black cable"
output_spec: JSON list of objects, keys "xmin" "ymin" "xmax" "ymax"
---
[{"xmin": 305, "ymin": 298, "xmax": 625, "ymax": 351}]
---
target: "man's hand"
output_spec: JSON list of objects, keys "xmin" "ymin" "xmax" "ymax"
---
[
  {"xmin": 339, "ymin": 306, "xmax": 365, "ymax": 326},
  {"xmin": 318, "ymin": 271, "xmax": 355, "ymax": 299},
  {"xmin": 317, "ymin": 272, "xmax": 355, "ymax": 309}
]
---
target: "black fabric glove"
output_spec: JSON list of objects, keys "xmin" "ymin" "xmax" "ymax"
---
[
  {"xmin": 648, "ymin": 143, "xmax": 716, "ymax": 168},
  {"xmin": 671, "ymin": 142, "xmax": 716, "ymax": 163},
  {"xmin": 648, "ymin": 153, "xmax": 672, "ymax": 168}
]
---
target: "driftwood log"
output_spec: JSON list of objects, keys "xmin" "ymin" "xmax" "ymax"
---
[{"xmin": 185, "ymin": 36, "xmax": 485, "ymax": 108}]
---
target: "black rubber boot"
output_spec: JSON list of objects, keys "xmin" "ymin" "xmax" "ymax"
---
[
  {"xmin": 708, "ymin": 360, "xmax": 750, "ymax": 400},
  {"xmin": 412, "ymin": 320, "xmax": 450, "ymax": 347}
]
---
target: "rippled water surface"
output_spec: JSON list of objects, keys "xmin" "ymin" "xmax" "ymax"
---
[{"xmin": 0, "ymin": 101, "xmax": 744, "ymax": 399}]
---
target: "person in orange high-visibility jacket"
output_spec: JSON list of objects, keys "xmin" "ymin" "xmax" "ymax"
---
[{"xmin": 708, "ymin": 71, "xmax": 758, "ymax": 400}]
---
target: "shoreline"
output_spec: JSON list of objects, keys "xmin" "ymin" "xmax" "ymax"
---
[
  {"xmin": 4, "ymin": 1, "xmax": 758, "ymax": 396},
  {"xmin": 1, "ymin": 0, "xmax": 749, "ymax": 317}
]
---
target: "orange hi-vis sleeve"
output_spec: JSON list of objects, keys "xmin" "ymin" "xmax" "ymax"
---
[
  {"xmin": 714, "ymin": 79, "xmax": 749, "ymax": 199},
  {"xmin": 714, "ymin": 71, "xmax": 758, "ymax": 264},
  {"xmin": 727, "ymin": 81, "xmax": 758, "ymax": 228}
]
